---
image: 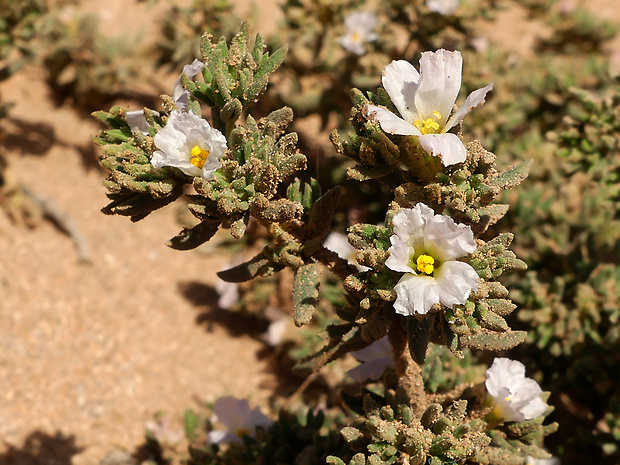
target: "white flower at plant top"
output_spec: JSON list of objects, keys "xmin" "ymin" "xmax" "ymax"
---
[
  {"xmin": 365, "ymin": 49, "xmax": 493, "ymax": 166},
  {"xmin": 427, "ymin": 0, "xmax": 460, "ymax": 15},
  {"xmin": 347, "ymin": 336, "xmax": 395, "ymax": 382},
  {"xmin": 385, "ymin": 203, "xmax": 479, "ymax": 315},
  {"xmin": 207, "ymin": 397, "xmax": 273, "ymax": 445},
  {"xmin": 174, "ymin": 58, "xmax": 204, "ymax": 110},
  {"xmin": 525, "ymin": 456, "xmax": 560, "ymax": 465},
  {"xmin": 485, "ymin": 358, "xmax": 548, "ymax": 422},
  {"xmin": 151, "ymin": 110, "xmax": 227, "ymax": 180},
  {"xmin": 339, "ymin": 11, "xmax": 378, "ymax": 56}
]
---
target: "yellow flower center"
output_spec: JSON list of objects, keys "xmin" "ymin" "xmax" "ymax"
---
[
  {"xmin": 413, "ymin": 111, "xmax": 442, "ymax": 135},
  {"xmin": 236, "ymin": 428, "xmax": 250, "ymax": 438},
  {"xmin": 351, "ymin": 32, "xmax": 361, "ymax": 43},
  {"xmin": 416, "ymin": 254, "xmax": 435, "ymax": 275},
  {"xmin": 190, "ymin": 145, "xmax": 210, "ymax": 169}
]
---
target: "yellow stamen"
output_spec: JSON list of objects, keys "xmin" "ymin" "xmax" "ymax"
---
[
  {"xmin": 413, "ymin": 111, "xmax": 442, "ymax": 135},
  {"xmin": 190, "ymin": 145, "xmax": 210, "ymax": 169},
  {"xmin": 416, "ymin": 254, "xmax": 435, "ymax": 275},
  {"xmin": 236, "ymin": 428, "xmax": 250, "ymax": 438},
  {"xmin": 351, "ymin": 32, "xmax": 361, "ymax": 43}
]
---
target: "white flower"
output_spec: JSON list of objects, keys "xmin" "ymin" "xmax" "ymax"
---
[
  {"xmin": 525, "ymin": 456, "xmax": 560, "ymax": 465},
  {"xmin": 151, "ymin": 110, "xmax": 227, "ymax": 180},
  {"xmin": 485, "ymin": 358, "xmax": 548, "ymax": 422},
  {"xmin": 174, "ymin": 58, "xmax": 204, "ymax": 110},
  {"xmin": 427, "ymin": 0, "xmax": 460, "ymax": 15},
  {"xmin": 339, "ymin": 11, "xmax": 378, "ymax": 56},
  {"xmin": 365, "ymin": 50, "xmax": 493, "ymax": 166},
  {"xmin": 385, "ymin": 203, "xmax": 479, "ymax": 315},
  {"xmin": 207, "ymin": 397, "xmax": 272, "ymax": 444},
  {"xmin": 347, "ymin": 336, "xmax": 394, "ymax": 382}
]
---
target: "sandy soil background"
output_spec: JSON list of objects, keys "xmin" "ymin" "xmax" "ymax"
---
[{"xmin": 0, "ymin": 0, "xmax": 618, "ymax": 464}]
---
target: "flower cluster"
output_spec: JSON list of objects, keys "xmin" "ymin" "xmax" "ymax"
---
[
  {"xmin": 385, "ymin": 203, "xmax": 479, "ymax": 315},
  {"xmin": 365, "ymin": 49, "xmax": 493, "ymax": 166},
  {"xmin": 485, "ymin": 358, "xmax": 548, "ymax": 422}
]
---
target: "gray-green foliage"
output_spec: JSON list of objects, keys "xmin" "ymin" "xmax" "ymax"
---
[{"xmin": 508, "ymin": 80, "xmax": 620, "ymax": 462}]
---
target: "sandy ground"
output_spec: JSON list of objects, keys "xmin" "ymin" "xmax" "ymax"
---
[
  {"xmin": 0, "ymin": 1, "xmax": 282, "ymax": 464},
  {"xmin": 0, "ymin": 0, "xmax": 618, "ymax": 464}
]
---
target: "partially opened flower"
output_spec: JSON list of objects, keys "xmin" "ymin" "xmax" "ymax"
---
[
  {"xmin": 385, "ymin": 203, "xmax": 479, "ymax": 315},
  {"xmin": 151, "ymin": 110, "xmax": 227, "ymax": 180},
  {"xmin": 126, "ymin": 110, "xmax": 153, "ymax": 135},
  {"xmin": 347, "ymin": 336, "xmax": 394, "ymax": 382},
  {"xmin": 427, "ymin": 0, "xmax": 460, "ymax": 15},
  {"xmin": 125, "ymin": 59, "xmax": 202, "ymax": 133},
  {"xmin": 173, "ymin": 58, "xmax": 204, "ymax": 110},
  {"xmin": 324, "ymin": 232, "xmax": 369, "ymax": 271},
  {"xmin": 485, "ymin": 358, "xmax": 548, "ymax": 422},
  {"xmin": 207, "ymin": 397, "xmax": 272, "ymax": 445},
  {"xmin": 339, "ymin": 11, "xmax": 378, "ymax": 56},
  {"xmin": 365, "ymin": 50, "xmax": 493, "ymax": 166}
]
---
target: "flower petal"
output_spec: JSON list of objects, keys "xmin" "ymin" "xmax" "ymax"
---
[
  {"xmin": 350, "ymin": 336, "xmax": 392, "ymax": 363},
  {"xmin": 347, "ymin": 357, "xmax": 393, "ymax": 382},
  {"xmin": 207, "ymin": 430, "xmax": 240, "ymax": 444},
  {"xmin": 414, "ymin": 50, "xmax": 462, "ymax": 125},
  {"xmin": 434, "ymin": 260, "xmax": 479, "ymax": 308},
  {"xmin": 418, "ymin": 133, "xmax": 467, "ymax": 166},
  {"xmin": 174, "ymin": 58, "xmax": 204, "ymax": 108},
  {"xmin": 392, "ymin": 203, "xmax": 435, "ymax": 247},
  {"xmin": 250, "ymin": 407, "xmax": 273, "ymax": 430},
  {"xmin": 445, "ymin": 83, "xmax": 494, "ymax": 131},
  {"xmin": 423, "ymin": 213, "xmax": 476, "ymax": 261},
  {"xmin": 485, "ymin": 358, "xmax": 527, "ymax": 398},
  {"xmin": 393, "ymin": 273, "xmax": 440, "ymax": 315},
  {"xmin": 213, "ymin": 397, "xmax": 252, "ymax": 433},
  {"xmin": 386, "ymin": 235, "xmax": 416, "ymax": 273},
  {"xmin": 381, "ymin": 60, "xmax": 420, "ymax": 122},
  {"xmin": 126, "ymin": 110, "xmax": 150, "ymax": 134},
  {"xmin": 365, "ymin": 105, "xmax": 421, "ymax": 136}
]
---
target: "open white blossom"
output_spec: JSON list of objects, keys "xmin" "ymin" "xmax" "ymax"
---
[
  {"xmin": 207, "ymin": 397, "xmax": 272, "ymax": 445},
  {"xmin": 347, "ymin": 336, "xmax": 394, "ymax": 382},
  {"xmin": 485, "ymin": 358, "xmax": 548, "ymax": 422},
  {"xmin": 525, "ymin": 456, "xmax": 560, "ymax": 465},
  {"xmin": 385, "ymin": 203, "xmax": 479, "ymax": 315},
  {"xmin": 365, "ymin": 49, "xmax": 493, "ymax": 166},
  {"xmin": 339, "ymin": 11, "xmax": 378, "ymax": 56},
  {"xmin": 427, "ymin": 0, "xmax": 460, "ymax": 15},
  {"xmin": 151, "ymin": 110, "xmax": 227, "ymax": 180}
]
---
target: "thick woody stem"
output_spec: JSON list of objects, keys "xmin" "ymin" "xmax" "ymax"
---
[{"xmin": 388, "ymin": 316, "xmax": 428, "ymax": 417}]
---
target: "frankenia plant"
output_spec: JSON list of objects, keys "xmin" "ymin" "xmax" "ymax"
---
[{"xmin": 93, "ymin": 22, "xmax": 558, "ymax": 465}]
